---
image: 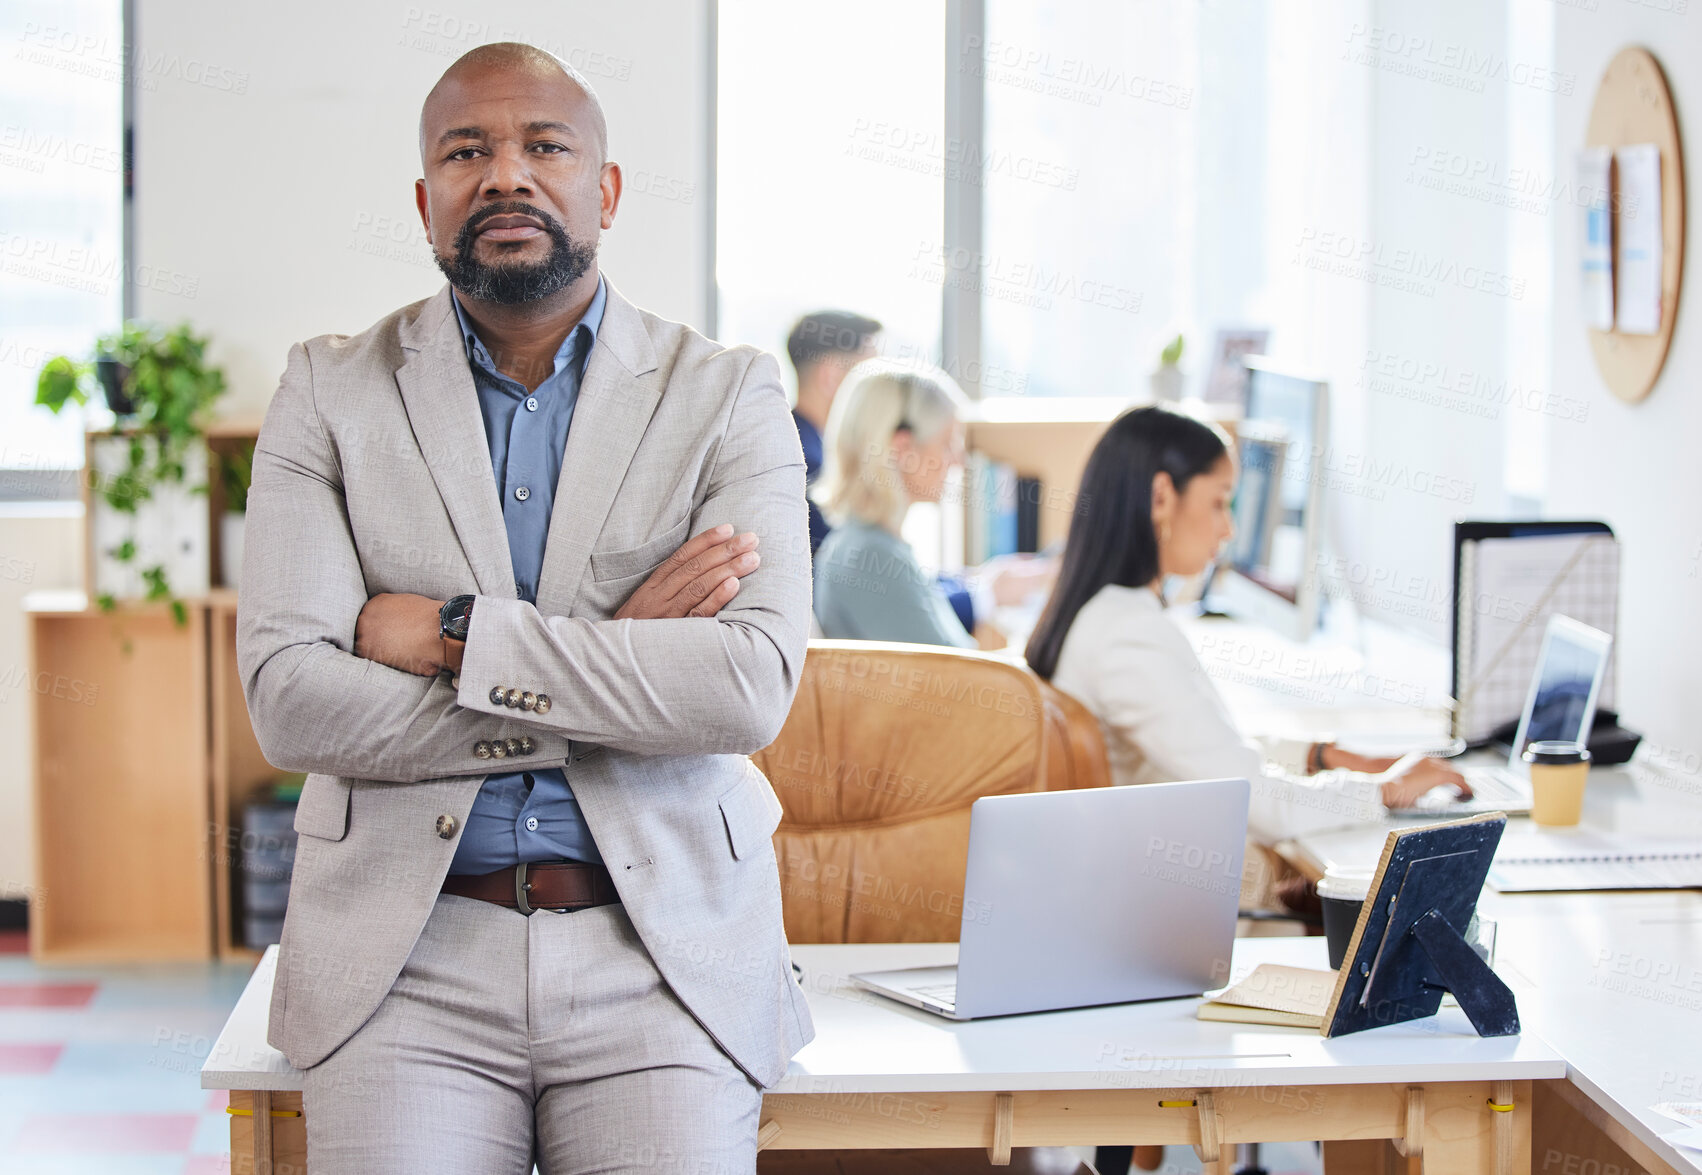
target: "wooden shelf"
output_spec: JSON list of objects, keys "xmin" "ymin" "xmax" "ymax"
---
[
  {"xmin": 30, "ymin": 605, "xmax": 213, "ymax": 962},
  {"xmin": 962, "ymin": 397, "xmax": 1240, "ymax": 551},
  {"xmin": 30, "ymin": 421, "xmax": 277, "ymax": 963}
]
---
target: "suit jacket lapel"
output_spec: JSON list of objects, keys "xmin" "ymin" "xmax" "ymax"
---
[
  {"xmin": 536, "ymin": 278, "xmax": 662, "ymax": 619},
  {"xmin": 394, "ymin": 286, "xmax": 515, "ymax": 599}
]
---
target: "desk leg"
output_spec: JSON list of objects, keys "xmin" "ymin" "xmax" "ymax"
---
[
  {"xmin": 1194, "ymin": 1090, "xmax": 1223, "ymax": 1175},
  {"xmin": 254, "ymin": 1090, "xmax": 274, "ymax": 1175},
  {"xmin": 226, "ymin": 1090, "xmax": 306, "ymax": 1175}
]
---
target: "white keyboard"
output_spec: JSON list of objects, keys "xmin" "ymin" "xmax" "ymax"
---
[
  {"xmin": 1460, "ymin": 765, "xmax": 1532, "ymax": 806},
  {"xmin": 906, "ymin": 982, "xmax": 958, "ymax": 1008},
  {"xmin": 1394, "ymin": 763, "xmax": 1532, "ymax": 816}
]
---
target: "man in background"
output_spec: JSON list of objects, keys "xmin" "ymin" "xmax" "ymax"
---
[{"xmin": 786, "ymin": 310, "xmax": 879, "ymax": 554}]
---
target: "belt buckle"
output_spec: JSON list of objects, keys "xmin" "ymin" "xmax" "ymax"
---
[{"xmin": 514, "ymin": 862, "xmax": 534, "ymax": 916}]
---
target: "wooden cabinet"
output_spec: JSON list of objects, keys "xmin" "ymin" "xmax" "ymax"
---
[{"xmin": 28, "ymin": 422, "xmax": 273, "ymax": 963}]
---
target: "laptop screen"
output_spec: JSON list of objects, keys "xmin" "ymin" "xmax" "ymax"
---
[{"xmin": 1512, "ymin": 617, "xmax": 1611, "ymax": 760}]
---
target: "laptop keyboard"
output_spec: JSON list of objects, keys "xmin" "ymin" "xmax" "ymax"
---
[
  {"xmin": 908, "ymin": 982, "xmax": 958, "ymax": 1007},
  {"xmin": 1460, "ymin": 766, "xmax": 1529, "ymax": 804}
]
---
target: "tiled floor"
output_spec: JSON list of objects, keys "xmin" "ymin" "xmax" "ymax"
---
[
  {"xmin": 0, "ymin": 934, "xmax": 253, "ymax": 1175},
  {"xmin": 0, "ymin": 934, "xmax": 1321, "ymax": 1174}
]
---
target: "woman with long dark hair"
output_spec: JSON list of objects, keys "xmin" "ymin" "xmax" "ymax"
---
[{"xmin": 1026, "ymin": 405, "xmax": 1468, "ymax": 841}]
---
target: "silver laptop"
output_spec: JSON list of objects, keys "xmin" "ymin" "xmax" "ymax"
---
[
  {"xmin": 1396, "ymin": 614, "xmax": 1613, "ymax": 817},
  {"xmin": 851, "ymin": 778, "xmax": 1250, "ymax": 1020}
]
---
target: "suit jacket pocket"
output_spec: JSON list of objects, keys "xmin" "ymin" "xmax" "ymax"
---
[
  {"xmin": 589, "ymin": 515, "xmax": 692, "ymax": 583},
  {"xmin": 718, "ymin": 774, "xmax": 784, "ymax": 860},
  {"xmin": 293, "ymin": 774, "xmax": 351, "ymax": 841}
]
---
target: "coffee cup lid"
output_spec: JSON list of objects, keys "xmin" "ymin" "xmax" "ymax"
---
[
  {"xmin": 1522, "ymin": 740, "xmax": 1590, "ymax": 765},
  {"xmin": 1316, "ymin": 866, "xmax": 1374, "ymax": 901}
]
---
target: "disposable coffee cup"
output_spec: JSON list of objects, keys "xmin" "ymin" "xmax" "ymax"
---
[
  {"xmin": 1523, "ymin": 740, "xmax": 1591, "ymax": 827},
  {"xmin": 1316, "ymin": 867, "xmax": 1374, "ymax": 970}
]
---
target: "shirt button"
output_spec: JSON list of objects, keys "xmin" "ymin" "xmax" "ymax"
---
[
  {"xmin": 515, "ymin": 486, "xmax": 530, "ymax": 501},
  {"xmin": 525, "ymin": 396, "xmax": 539, "ymax": 411},
  {"xmin": 525, "ymin": 816, "xmax": 539, "ymax": 832}
]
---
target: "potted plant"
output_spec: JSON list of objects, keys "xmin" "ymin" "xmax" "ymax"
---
[
  {"xmin": 1151, "ymin": 333, "xmax": 1186, "ymax": 402},
  {"xmin": 36, "ymin": 322, "xmax": 228, "ymax": 624},
  {"xmin": 217, "ymin": 441, "xmax": 254, "ymax": 590}
]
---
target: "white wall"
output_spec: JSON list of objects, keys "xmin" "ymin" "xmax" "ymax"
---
[
  {"xmin": 1549, "ymin": 4, "xmax": 1702, "ymax": 763},
  {"xmin": 1356, "ymin": 1, "xmax": 1518, "ymax": 637},
  {"xmin": 1, "ymin": 2, "xmax": 713, "ymax": 905},
  {"xmin": 131, "ymin": 0, "xmax": 713, "ymax": 416}
]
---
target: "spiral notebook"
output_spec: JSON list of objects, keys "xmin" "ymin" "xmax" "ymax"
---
[{"xmin": 1488, "ymin": 829, "xmax": 1702, "ymax": 892}]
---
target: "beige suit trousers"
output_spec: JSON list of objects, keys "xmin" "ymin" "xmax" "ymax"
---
[{"xmin": 302, "ymin": 892, "xmax": 764, "ymax": 1174}]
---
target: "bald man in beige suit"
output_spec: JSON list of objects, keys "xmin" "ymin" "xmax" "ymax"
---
[{"xmin": 237, "ymin": 43, "xmax": 811, "ymax": 1173}]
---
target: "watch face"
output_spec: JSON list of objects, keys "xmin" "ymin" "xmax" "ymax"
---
[{"xmin": 442, "ymin": 595, "xmax": 473, "ymax": 640}]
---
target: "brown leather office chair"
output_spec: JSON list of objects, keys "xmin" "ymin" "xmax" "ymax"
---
[
  {"xmin": 752, "ymin": 641, "xmax": 1098, "ymax": 1175},
  {"xmin": 755, "ymin": 641, "xmax": 1107, "ymax": 946}
]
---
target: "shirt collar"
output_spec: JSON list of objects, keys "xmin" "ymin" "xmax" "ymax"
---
[{"xmin": 450, "ymin": 273, "xmax": 607, "ymax": 381}]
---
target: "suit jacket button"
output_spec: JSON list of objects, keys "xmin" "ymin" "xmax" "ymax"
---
[
  {"xmin": 518, "ymin": 736, "xmax": 536, "ymax": 756},
  {"xmin": 534, "ymin": 693, "xmax": 552, "ymax": 715},
  {"xmin": 436, "ymin": 815, "xmax": 457, "ymax": 839},
  {"xmin": 451, "ymin": 675, "xmax": 460, "ymax": 690},
  {"xmin": 473, "ymin": 740, "xmax": 492, "ymax": 759},
  {"xmin": 505, "ymin": 688, "xmax": 523, "ymax": 708},
  {"xmin": 504, "ymin": 738, "xmax": 521, "ymax": 758},
  {"xmin": 490, "ymin": 686, "xmax": 507, "ymax": 707},
  {"xmin": 490, "ymin": 740, "xmax": 508, "ymax": 759},
  {"xmin": 520, "ymin": 691, "xmax": 537, "ymax": 711}
]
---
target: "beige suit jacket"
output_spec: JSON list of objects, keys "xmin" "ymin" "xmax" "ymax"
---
[{"xmin": 235, "ymin": 279, "xmax": 814, "ymax": 1086}]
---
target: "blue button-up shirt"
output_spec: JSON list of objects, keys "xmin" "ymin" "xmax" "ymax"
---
[{"xmin": 446, "ymin": 277, "xmax": 607, "ymax": 874}]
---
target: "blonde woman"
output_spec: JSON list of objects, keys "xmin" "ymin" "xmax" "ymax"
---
[{"xmin": 811, "ymin": 360, "xmax": 980, "ymax": 647}]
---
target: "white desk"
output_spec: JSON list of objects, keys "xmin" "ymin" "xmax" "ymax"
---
[
  {"xmin": 1175, "ymin": 610, "xmax": 1702, "ymax": 1174},
  {"xmin": 1287, "ymin": 770, "xmax": 1702, "ymax": 1175},
  {"xmin": 206, "ymin": 937, "xmax": 1560, "ymax": 1173},
  {"xmin": 1174, "ymin": 609, "xmax": 1456, "ymax": 749}
]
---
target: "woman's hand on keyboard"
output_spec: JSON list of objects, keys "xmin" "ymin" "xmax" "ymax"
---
[{"xmin": 1379, "ymin": 756, "xmax": 1473, "ymax": 809}]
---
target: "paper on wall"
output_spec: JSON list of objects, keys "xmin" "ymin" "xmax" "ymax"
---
[
  {"xmin": 1577, "ymin": 146, "xmax": 1613, "ymax": 330},
  {"xmin": 1614, "ymin": 143, "xmax": 1663, "ymax": 335}
]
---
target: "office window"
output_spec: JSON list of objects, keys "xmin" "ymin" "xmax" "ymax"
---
[
  {"xmin": 977, "ymin": 0, "xmax": 1202, "ymax": 399},
  {"xmin": 0, "ymin": 0, "xmax": 126, "ymax": 493},
  {"xmin": 715, "ymin": 0, "xmax": 945, "ymax": 387}
]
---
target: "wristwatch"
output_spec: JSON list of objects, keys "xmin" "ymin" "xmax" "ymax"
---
[{"xmin": 439, "ymin": 594, "xmax": 476, "ymax": 643}]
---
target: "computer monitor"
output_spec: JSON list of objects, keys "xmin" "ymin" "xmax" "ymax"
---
[
  {"xmin": 1507, "ymin": 614, "xmax": 1612, "ymax": 765},
  {"xmin": 1209, "ymin": 357, "xmax": 1329, "ymax": 641}
]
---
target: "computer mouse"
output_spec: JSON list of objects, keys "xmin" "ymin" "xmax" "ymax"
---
[{"xmin": 1413, "ymin": 783, "xmax": 1471, "ymax": 809}]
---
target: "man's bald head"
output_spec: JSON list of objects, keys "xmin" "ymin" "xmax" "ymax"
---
[{"xmin": 418, "ymin": 42, "xmax": 609, "ymax": 166}]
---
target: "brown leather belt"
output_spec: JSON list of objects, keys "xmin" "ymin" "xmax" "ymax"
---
[{"xmin": 441, "ymin": 862, "xmax": 619, "ymax": 915}]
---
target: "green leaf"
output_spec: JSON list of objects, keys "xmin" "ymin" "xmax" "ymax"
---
[
  {"xmin": 35, "ymin": 356, "xmax": 91, "ymax": 413},
  {"xmin": 96, "ymin": 592, "xmax": 116, "ymax": 612},
  {"xmin": 140, "ymin": 564, "xmax": 171, "ymax": 600}
]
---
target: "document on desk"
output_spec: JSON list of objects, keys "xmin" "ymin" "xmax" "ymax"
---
[
  {"xmin": 1651, "ymin": 1103, "xmax": 1702, "ymax": 1152},
  {"xmin": 1488, "ymin": 828, "xmax": 1702, "ymax": 892},
  {"xmin": 1197, "ymin": 963, "xmax": 1333, "ymax": 1029}
]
